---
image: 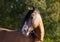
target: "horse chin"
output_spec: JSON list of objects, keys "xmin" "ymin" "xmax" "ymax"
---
[
  {"xmin": 26, "ymin": 31, "xmax": 30, "ymax": 36},
  {"xmin": 22, "ymin": 30, "xmax": 30, "ymax": 36}
]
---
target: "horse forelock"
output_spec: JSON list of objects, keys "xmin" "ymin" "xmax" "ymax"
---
[{"xmin": 24, "ymin": 10, "xmax": 34, "ymax": 21}]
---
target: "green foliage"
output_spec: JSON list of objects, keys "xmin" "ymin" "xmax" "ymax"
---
[
  {"xmin": 0, "ymin": 0, "xmax": 60, "ymax": 42},
  {"xmin": 43, "ymin": 38, "xmax": 54, "ymax": 42}
]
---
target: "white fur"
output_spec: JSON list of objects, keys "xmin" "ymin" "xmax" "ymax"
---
[
  {"xmin": 27, "ymin": 31, "xmax": 30, "ymax": 36},
  {"xmin": 22, "ymin": 22, "xmax": 28, "ymax": 35}
]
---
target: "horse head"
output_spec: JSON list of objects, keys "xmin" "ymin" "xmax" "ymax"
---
[{"xmin": 21, "ymin": 7, "xmax": 44, "ymax": 41}]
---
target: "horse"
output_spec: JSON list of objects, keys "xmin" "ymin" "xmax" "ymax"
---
[{"xmin": 0, "ymin": 7, "xmax": 44, "ymax": 42}]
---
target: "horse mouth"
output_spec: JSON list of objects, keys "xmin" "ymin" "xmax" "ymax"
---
[
  {"xmin": 21, "ymin": 29, "xmax": 29, "ymax": 36},
  {"xmin": 22, "ymin": 28, "xmax": 34, "ymax": 36}
]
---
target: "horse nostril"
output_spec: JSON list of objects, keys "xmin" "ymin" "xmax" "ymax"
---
[
  {"xmin": 24, "ymin": 29, "xmax": 28, "ymax": 33},
  {"xmin": 24, "ymin": 30, "xmax": 26, "ymax": 33}
]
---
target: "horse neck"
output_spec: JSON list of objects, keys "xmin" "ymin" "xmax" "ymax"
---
[
  {"xmin": 34, "ymin": 26, "xmax": 40, "ymax": 40},
  {"xmin": 34, "ymin": 19, "xmax": 44, "ymax": 41}
]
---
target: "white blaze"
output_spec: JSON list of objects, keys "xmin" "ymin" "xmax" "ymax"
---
[{"xmin": 22, "ymin": 22, "xmax": 29, "ymax": 35}]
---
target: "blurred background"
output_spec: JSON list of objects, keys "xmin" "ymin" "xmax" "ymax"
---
[{"xmin": 0, "ymin": 0, "xmax": 60, "ymax": 42}]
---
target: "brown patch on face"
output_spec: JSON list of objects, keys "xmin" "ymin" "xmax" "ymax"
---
[
  {"xmin": 31, "ymin": 10, "xmax": 40, "ymax": 28},
  {"xmin": 31, "ymin": 10, "xmax": 37, "ymax": 17}
]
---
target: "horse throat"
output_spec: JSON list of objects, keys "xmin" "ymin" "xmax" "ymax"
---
[{"xmin": 32, "ymin": 26, "xmax": 41, "ymax": 41}]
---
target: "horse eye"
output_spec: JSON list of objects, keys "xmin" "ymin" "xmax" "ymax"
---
[{"xmin": 31, "ymin": 17, "xmax": 33, "ymax": 19}]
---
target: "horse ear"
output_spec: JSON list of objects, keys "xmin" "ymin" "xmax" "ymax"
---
[{"xmin": 28, "ymin": 6, "xmax": 35, "ymax": 10}]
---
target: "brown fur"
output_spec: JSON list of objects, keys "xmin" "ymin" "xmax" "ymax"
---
[
  {"xmin": 0, "ymin": 30, "xmax": 34, "ymax": 42},
  {"xmin": 30, "ymin": 10, "xmax": 44, "ymax": 41}
]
